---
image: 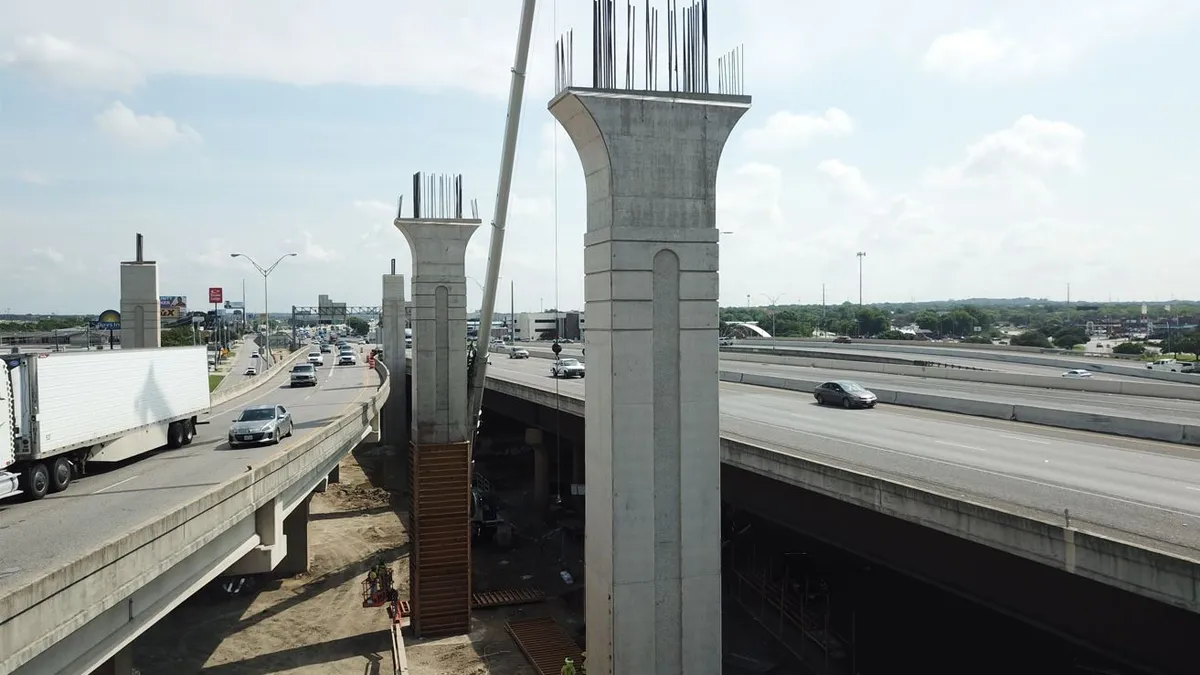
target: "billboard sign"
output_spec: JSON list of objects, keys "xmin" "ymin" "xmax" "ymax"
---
[
  {"xmin": 96, "ymin": 309, "xmax": 121, "ymax": 331},
  {"xmin": 224, "ymin": 300, "xmax": 245, "ymax": 310},
  {"xmin": 160, "ymin": 296, "xmax": 187, "ymax": 318},
  {"xmin": 209, "ymin": 287, "xmax": 223, "ymax": 304}
]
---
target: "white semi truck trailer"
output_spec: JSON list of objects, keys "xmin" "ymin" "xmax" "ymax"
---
[{"xmin": 0, "ymin": 346, "xmax": 211, "ymax": 501}]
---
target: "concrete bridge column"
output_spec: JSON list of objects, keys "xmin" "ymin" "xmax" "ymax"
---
[
  {"xmin": 119, "ymin": 234, "xmax": 160, "ymax": 349},
  {"xmin": 225, "ymin": 497, "xmax": 288, "ymax": 575},
  {"xmin": 527, "ymin": 428, "xmax": 549, "ymax": 515},
  {"xmin": 394, "ymin": 211, "xmax": 480, "ymax": 637},
  {"xmin": 381, "ymin": 272, "xmax": 410, "ymax": 494},
  {"xmin": 93, "ymin": 645, "xmax": 133, "ymax": 675},
  {"xmin": 550, "ymin": 87, "xmax": 751, "ymax": 675},
  {"xmin": 276, "ymin": 494, "xmax": 312, "ymax": 577}
]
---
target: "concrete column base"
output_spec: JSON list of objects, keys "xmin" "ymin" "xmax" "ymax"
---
[{"xmin": 528, "ymin": 428, "xmax": 548, "ymax": 515}]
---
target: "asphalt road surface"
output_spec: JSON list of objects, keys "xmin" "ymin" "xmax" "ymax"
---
[
  {"xmin": 0, "ymin": 352, "xmax": 380, "ymax": 597},
  {"xmin": 485, "ymin": 357, "xmax": 1200, "ymax": 557}
]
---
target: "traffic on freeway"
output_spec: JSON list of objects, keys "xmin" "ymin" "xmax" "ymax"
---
[
  {"xmin": 483, "ymin": 356, "xmax": 1200, "ymax": 558},
  {"xmin": 0, "ymin": 346, "xmax": 380, "ymax": 598}
]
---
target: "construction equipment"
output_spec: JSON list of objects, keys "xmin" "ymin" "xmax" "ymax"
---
[
  {"xmin": 361, "ymin": 557, "xmax": 401, "ymax": 623},
  {"xmin": 470, "ymin": 469, "xmax": 514, "ymax": 547}
]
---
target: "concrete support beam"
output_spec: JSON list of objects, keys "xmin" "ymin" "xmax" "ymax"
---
[
  {"xmin": 119, "ymin": 262, "xmax": 160, "ymax": 349},
  {"xmin": 225, "ymin": 498, "xmax": 287, "ymax": 575},
  {"xmin": 276, "ymin": 495, "xmax": 312, "ymax": 578},
  {"xmin": 92, "ymin": 645, "xmax": 132, "ymax": 675},
  {"xmin": 381, "ymin": 273, "xmax": 410, "ymax": 493},
  {"xmin": 394, "ymin": 215, "xmax": 479, "ymax": 637},
  {"xmin": 550, "ymin": 87, "xmax": 750, "ymax": 675},
  {"xmin": 527, "ymin": 428, "xmax": 548, "ymax": 515},
  {"xmin": 328, "ymin": 464, "xmax": 341, "ymax": 485},
  {"xmin": 394, "ymin": 218, "xmax": 480, "ymax": 445}
]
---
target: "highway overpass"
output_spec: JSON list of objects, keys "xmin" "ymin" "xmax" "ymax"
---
[
  {"xmin": 442, "ymin": 353, "xmax": 1200, "ymax": 674},
  {"xmin": 0, "ymin": 347, "xmax": 388, "ymax": 675}
]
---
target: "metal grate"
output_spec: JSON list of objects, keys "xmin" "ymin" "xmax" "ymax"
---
[
  {"xmin": 506, "ymin": 616, "xmax": 584, "ymax": 675},
  {"xmin": 472, "ymin": 587, "xmax": 546, "ymax": 609},
  {"xmin": 408, "ymin": 440, "xmax": 472, "ymax": 637}
]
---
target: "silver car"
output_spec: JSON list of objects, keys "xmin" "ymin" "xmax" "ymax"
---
[{"xmin": 228, "ymin": 404, "xmax": 294, "ymax": 447}]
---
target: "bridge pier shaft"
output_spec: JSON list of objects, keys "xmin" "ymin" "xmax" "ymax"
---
[
  {"xmin": 119, "ymin": 233, "xmax": 160, "ymax": 349},
  {"xmin": 394, "ymin": 213, "xmax": 480, "ymax": 637},
  {"xmin": 93, "ymin": 645, "xmax": 133, "ymax": 675},
  {"xmin": 381, "ymin": 272, "xmax": 410, "ymax": 494},
  {"xmin": 550, "ymin": 87, "xmax": 751, "ymax": 675}
]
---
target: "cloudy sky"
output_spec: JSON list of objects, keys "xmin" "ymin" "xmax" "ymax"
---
[{"xmin": 2, "ymin": 0, "xmax": 1198, "ymax": 316}]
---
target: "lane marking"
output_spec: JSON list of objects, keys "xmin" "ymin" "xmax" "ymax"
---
[
  {"xmin": 935, "ymin": 440, "xmax": 988, "ymax": 453},
  {"xmin": 94, "ymin": 475, "xmax": 141, "ymax": 494},
  {"xmin": 998, "ymin": 433, "xmax": 1050, "ymax": 445}
]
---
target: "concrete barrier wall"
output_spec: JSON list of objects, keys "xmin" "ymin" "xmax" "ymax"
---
[
  {"xmin": 717, "ymin": 350, "xmax": 1200, "ymax": 402},
  {"xmin": 740, "ymin": 338, "xmax": 1200, "ymax": 385},
  {"xmin": 0, "ymin": 362, "xmax": 391, "ymax": 674},
  {"xmin": 211, "ymin": 348, "xmax": 309, "ymax": 407},
  {"xmin": 722, "ymin": 370, "xmax": 1200, "ymax": 447}
]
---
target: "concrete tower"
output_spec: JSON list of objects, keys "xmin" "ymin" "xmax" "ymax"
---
[
  {"xmin": 380, "ymin": 263, "xmax": 410, "ymax": 494},
  {"xmin": 549, "ymin": 80, "xmax": 750, "ymax": 672},
  {"xmin": 394, "ymin": 172, "xmax": 481, "ymax": 637},
  {"xmin": 119, "ymin": 233, "xmax": 161, "ymax": 349}
]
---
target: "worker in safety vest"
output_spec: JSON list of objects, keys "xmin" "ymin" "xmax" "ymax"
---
[{"xmin": 560, "ymin": 657, "xmax": 576, "ymax": 675}]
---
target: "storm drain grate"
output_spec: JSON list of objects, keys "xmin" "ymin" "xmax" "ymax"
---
[{"xmin": 505, "ymin": 616, "xmax": 583, "ymax": 675}]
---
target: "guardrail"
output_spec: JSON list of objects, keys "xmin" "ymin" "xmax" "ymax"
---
[
  {"xmin": 211, "ymin": 348, "xmax": 308, "ymax": 407},
  {"xmin": 0, "ymin": 361, "xmax": 390, "ymax": 675}
]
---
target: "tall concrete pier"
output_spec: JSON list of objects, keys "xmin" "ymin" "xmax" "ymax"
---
[
  {"xmin": 380, "ymin": 267, "xmax": 409, "ymax": 494},
  {"xmin": 550, "ymin": 87, "xmax": 751, "ymax": 673},
  {"xmin": 119, "ymin": 233, "xmax": 160, "ymax": 348},
  {"xmin": 394, "ymin": 173, "xmax": 480, "ymax": 637}
]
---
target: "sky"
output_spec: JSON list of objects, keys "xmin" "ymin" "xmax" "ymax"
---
[{"xmin": 2, "ymin": 0, "xmax": 1199, "ymax": 316}]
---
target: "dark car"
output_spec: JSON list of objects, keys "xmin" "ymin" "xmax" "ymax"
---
[
  {"xmin": 832, "ymin": 336, "xmax": 853, "ymax": 344},
  {"xmin": 814, "ymin": 380, "xmax": 877, "ymax": 408}
]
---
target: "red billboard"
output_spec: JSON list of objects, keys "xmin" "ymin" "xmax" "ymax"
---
[{"xmin": 208, "ymin": 287, "xmax": 223, "ymax": 304}]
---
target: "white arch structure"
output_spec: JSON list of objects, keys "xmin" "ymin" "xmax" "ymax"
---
[{"xmin": 726, "ymin": 321, "xmax": 772, "ymax": 338}]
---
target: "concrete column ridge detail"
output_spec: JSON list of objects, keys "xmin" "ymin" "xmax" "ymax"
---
[
  {"xmin": 119, "ymin": 261, "xmax": 161, "ymax": 349},
  {"xmin": 550, "ymin": 87, "xmax": 751, "ymax": 675}
]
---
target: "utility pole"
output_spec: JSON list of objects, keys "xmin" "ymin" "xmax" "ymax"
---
[
  {"xmin": 856, "ymin": 251, "xmax": 867, "ymax": 305},
  {"xmin": 821, "ymin": 283, "xmax": 826, "ymax": 336},
  {"xmin": 510, "ymin": 279, "xmax": 516, "ymax": 342}
]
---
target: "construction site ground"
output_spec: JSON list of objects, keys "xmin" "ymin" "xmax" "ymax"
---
[{"xmin": 132, "ymin": 442, "xmax": 587, "ymax": 675}]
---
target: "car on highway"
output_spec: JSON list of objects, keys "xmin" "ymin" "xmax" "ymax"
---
[
  {"xmin": 243, "ymin": 366, "xmax": 257, "ymax": 376},
  {"xmin": 719, "ymin": 337, "xmax": 734, "ymax": 346},
  {"xmin": 228, "ymin": 404, "xmax": 293, "ymax": 447},
  {"xmin": 509, "ymin": 347, "xmax": 530, "ymax": 359},
  {"xmin": 307, "ymin": 351, "xmax": 324, "ymax": 366},
  {"xmin": 550, "ymin": 358, "xmax": 585, "ymax": 378},
  {"xmin": 832, "ymin": 336, "xmax": 853, "ymax": 344},
  {"xmin": 1061, "ymin": 369, "xmax": 1094, "ymax": 379},
  {"xmin": 320, "ymin": 344, "xmax": 332, "ymax": 353},
  {"xmin": 338, "ymin": 351, "xmax": 358, "ymax": 366},
  {"xmin": 813, "ymin": 380, "xmax": 877, "ymax": 408},
  {"xmin": 290, "ymin": 363, "xmax": 318, "ymax": 387}
]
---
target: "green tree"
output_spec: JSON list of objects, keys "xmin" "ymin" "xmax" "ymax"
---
[
  {"xmin": 161, "ymin": 327, "xmax": 194, "ymax": 347},
  {"xmin": 347, "ymin": 316, "xmax": 369, "ymax": 336},
  {"xmin": 914, "ymin": 310, "xmax": 940, "ymax": 331},
  {"xmin": 1052, "ymin": 327, "xmax": 1089, "ymax": 349},
  {"xmin": 1011, "ymin": 330, "xmax": 1052, "ymax": 348},
  {"xmin": 1113, "ymin": 341, "xmax": 1146, "ymax": 355}
]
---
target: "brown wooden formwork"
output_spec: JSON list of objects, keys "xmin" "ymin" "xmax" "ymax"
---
[
  {"xmin": 472, "ymin": 587, "xmax": 546, "ymax": 609},
  {"xmin": 506, "ymin": 616, "xmax": 585, "ymax": 675},
  {"xmin": 408, "ymin": 440, "xmax": 472, "ymax": 637}
]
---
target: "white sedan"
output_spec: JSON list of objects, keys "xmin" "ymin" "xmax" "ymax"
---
[{"xmin": 1061, "ymin": 369, "xmax": 1094, "ymax": 379}]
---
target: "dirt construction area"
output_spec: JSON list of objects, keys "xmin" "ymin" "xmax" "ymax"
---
[{"xmin": 132, "ymin": 442, "xmax": 587, "ymax": 675}]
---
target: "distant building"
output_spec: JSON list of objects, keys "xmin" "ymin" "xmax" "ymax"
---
[{"xmin": 515, "ymin": 311, "xmax": 585, "ymax": 341}]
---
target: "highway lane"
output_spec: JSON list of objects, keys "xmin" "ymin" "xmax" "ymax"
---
[
  {"xmin": 724, "ymin": 361, "xmax": 1200, "ymax": 422},
  {"xmin": 211, "ymin": 334, "xmax": 261, "ymax": 393},
  {"xmin": 483, "ymin": 358, "xmax": 1200, "ymax": 556},
  {"xmin": 0, "ymin": 351, "xmax": 380, "ymax": 597}
]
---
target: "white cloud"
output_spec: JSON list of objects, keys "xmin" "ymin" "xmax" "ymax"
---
[
  {"xmin": 928, "ymin": 115, "xmax": 1085, "ymax": 192},
  {"xmin": 94, "ymin": 101, "xmax": 202, "ymax": 151},
  {"xmin": 922, "ymin": 28, "xmax": 1073, "ymax": 80},
  {"xmin": 2, "ymin": 34, "xmax": 143, "ymax": 92},
  {"xmin": 17, "ymin": 169, "xmax": 52, "ymax": 185},
  {"xmin": 33, "ymin": 246, "xmax": 65, "ymax": 264},
  {"xmin": 300, "ymin": 231, "xmax": 344, "ymax": 263},
  {"xmin": 817, "ymin": 160, "xmax": 875, "ymax": 203},
  {"xmin": 190, "ymin": 239, "xmax": 234, "ymax": 268},
  {"xmin": 743, "ymin": 109, "xmax": 854, "ymax": 151}
]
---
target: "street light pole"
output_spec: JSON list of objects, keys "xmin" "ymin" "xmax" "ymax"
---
[
  {"xmin": 231, "ymin": 252, "xmax": 297, "ymax": 369},
  {"xmin": 760, "ymin": 293, "xmax": 785, "ymax": 350},
  {"xmin": 856, "ymin": 251, "xmax": 867, "ymax": 305}
]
